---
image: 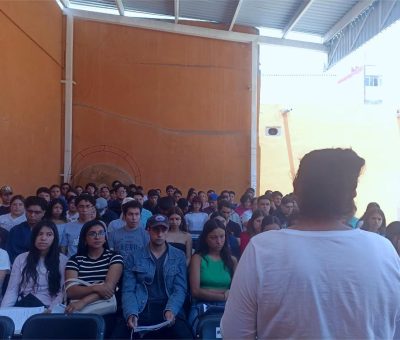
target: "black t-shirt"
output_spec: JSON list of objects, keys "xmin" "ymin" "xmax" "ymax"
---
[
  {"xmin": 226, "ymin": 220, "xmax": 242, "ymax": 238},
  {"xmin": 148, "ymin": 250, "xmax": 168, "ymax": 303},
  {"xmin": 0, "ymin": 206, "xmax": 10, "ymax": 216}
]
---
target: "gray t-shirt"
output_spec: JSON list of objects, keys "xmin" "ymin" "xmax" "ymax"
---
[
  {"xmin": 60, "ymin": 221, "xmax": 84, "ymax": 256},
  {"xmin": 108, "ymin": 226, "xmax": 149, "ymax": 259}
]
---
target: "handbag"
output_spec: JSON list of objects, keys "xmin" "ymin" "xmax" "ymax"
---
[
  {"xmin": 65, "ymin": 278, "xmax": 117, "ymax": 315},
  {"xmin": 14, "ymin": 293, "xmax": 46, "ymax": 308}
]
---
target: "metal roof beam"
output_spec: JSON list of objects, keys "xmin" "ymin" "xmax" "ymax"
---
[
  {"xmin": 326, "ymin": 0, "xmax": 400, "ymax": 69},
  {"xmin": 60, "ymin": 0, "xmax": 70, "ymax": 8},
  {"xmin": 258, "ymin": 35, "xmax": 327, "ymax": 52},
  {"xmin": 115, "ymin": 0, "xmax": 124, "ymax": 16},
  {"xmin": 62, "ymin": 8, "xmax": 328, "ymax": 52},
  {"xmin": 229, "ymin": 0, "xmax": 245, "ymax": 31},
  {"xmin": 63, "ymin": 7, "xmax": 256, "ymax": 43},
  {"xmin": 174, "ymin": 0, "xmax": 179, "ymax": 24},
  {"xmin": 323, "ymin": 0, "xmax": 375, "ymax": 43},
  {"xmin": 282, "ymin": 0, "xmax": 315, "ymax": 38}
]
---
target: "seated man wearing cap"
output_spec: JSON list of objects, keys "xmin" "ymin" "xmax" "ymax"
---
[
  {"xmin": 122, "ymin": 214, "xmax": 192, "ymax": 339},
  {"xmin": 0, "ymin": 186, "xmax": 13, "ymax": 216}
]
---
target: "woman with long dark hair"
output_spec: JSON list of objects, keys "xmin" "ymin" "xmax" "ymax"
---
[
  {"xmin": 186, "ymin": 188, "xmax": 197, "ymax": 206},
  {"xmin": 240, "ymin": 209, "xmax": 264, "ymax": 254},
  {"xmin": 188, "ymin": 218, "xmax": 237, "ymax": 329},
  {"xmin": 1, "ymin": 220, "xmax": 67, "ymax": 308},
  {"xmin": 360, "ymin": 207, "xmax": 386, "ymax": 235},
  {"xmin": 166, "ymin": 207, "xmax": 192, "ymax": 266},
  {"xmin": 45, "ymin": 198, "xmax": 67, "ymax": 243}
]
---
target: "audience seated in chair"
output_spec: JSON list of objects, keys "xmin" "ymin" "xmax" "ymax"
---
[
  {"xmin": 2, "ymin": 220, "xmax": 67, "ymax": 309},
  {"xmin": 65, "ymin": 220, "xmax": 123, "ymax": 338},
  {"xmin": 188, "ymin": 218, "xmax": 237, "ymax": 334}
]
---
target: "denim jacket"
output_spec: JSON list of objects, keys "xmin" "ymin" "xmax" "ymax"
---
[{"xmin": 122, "ymin": 242, "xmax": 187, "ymax": 320}]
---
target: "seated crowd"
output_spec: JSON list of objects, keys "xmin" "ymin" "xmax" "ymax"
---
[{"xmin": 0, "ymin": 181, "xmax": 398, "ymax": 338}]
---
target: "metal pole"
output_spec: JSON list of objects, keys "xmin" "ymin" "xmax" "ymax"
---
[
  {"xmin": 64, "ymin": 15, "xmax": 74, "ymax": 183},
  {"xmin": 250, "ymin": 41, "xmax": 259, "ymax": 192}
]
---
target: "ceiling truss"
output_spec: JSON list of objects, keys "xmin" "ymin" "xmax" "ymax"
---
[{"xmin": 59, "ymin": 0, "xmax": 400, "ymax": 69}]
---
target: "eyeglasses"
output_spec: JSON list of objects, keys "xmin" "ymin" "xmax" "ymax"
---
[
  {"xmin": 27, "ymin": 209, "xmax": 44, "ymax": 215},
  {"xmin": 77, "ymin": 204, "xmax": 94, "ymax": 210},
  {"xmin": 87, "ymin": 231, "xmax": 106, "ymax": 238},
  {"xmin": 149, "ymin": 226, "xmax": 168, "ymax": 233}
]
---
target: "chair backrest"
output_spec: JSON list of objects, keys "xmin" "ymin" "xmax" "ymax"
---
[
  {"xmin": 195, "ymin": 309, "xmax": 224, "ymax": 340},
  {"xmin": 21, "ymin": 313, "xmax": 105, "ymax": 339},
  {"xmin": 0, "ymin": 316, "xmax": 15, "ymax": 339}
]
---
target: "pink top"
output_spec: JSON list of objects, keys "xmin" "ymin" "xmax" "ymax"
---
[{"xmin": 1, "ymin": 252, "xmax": 68, "ymax": 309}]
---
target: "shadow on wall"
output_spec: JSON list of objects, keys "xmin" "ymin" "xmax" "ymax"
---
[
  {"xmin": 259, "ymin": 103, "xmax": 400, "ymax": 222},
  {"xmin": 72, "ymin": 163, "xmax": 134, "ymax": 187}
]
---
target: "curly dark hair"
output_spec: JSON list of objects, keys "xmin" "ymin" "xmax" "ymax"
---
[
  {"xmin": 20, "ymin": 220, "xmax": 61, "ymax": 297},
  {"xmin": 196, "ymin": 218, "xmax": 234, "ymax": 276}
]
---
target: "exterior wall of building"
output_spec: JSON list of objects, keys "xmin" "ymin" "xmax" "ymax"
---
[
  {"xmin": 0, "ymin": 1, "xmax": 63, "ymax": 195},
  {"xmin": 72, "ymin": 19, "xmax": 255, "ymax": 195}
]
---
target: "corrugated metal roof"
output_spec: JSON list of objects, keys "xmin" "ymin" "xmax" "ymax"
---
[
  {"xmin": 68, "ymin": 0, "xmax": 378, "ymax": 39},
  {"xmin": 71, "ymin": 0, "xmax": 117, "ymax": 10},
  {"xmin": 295, "ymin": 0, "xmax": 359, "ymax": 35},
  {"xmin": 65, "ymin": 0, "xmax": 400, "ymax": 68},
  {"xmin": 237, "ymin": 0, "xmax": 300, "ymax": 29},
  {"xmin": 123, "ymin": 0, "xmax": 173, "ymax": 16},
  {"xmin": 179, "ymin": 0, "xmax": 238, "ymax": 24}
]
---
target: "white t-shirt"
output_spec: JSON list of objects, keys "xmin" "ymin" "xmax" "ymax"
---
[
  {"xmin": 221, "ymin": 228, "xmax": 400, "ymax": 339},
  {"xmin": 184, "ymin": 212, "xmax": 208, "ymax": 237},
  {"xmin": 0, "ymin": 249, "xmax": 10, "ymax": 270}
]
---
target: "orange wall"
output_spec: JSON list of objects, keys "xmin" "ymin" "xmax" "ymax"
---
[
  {"xmin": 0, "ymin": 1, "xmax": 63, "ymax": 195},
  {"xmin": 72, "ymin": 20, "xmax": 254, "ymax": 195}
]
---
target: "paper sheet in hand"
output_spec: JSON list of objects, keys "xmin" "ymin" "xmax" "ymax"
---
[
  {"xmin": 51, "ymin": 304, "xmax": 66, "ymax": 314},
  {"xmin": 134, "ymin": 320, "xmax": 172, "ymax": 333},
  {"xmin": 0, "ymin": 306, "xmax": 45, "ymax": 333}
]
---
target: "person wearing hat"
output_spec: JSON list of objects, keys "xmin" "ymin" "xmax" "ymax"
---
[
  {"xmin": 96, "ymin": 197, "xmax": 118, "ymax": 226},
  {"xmin": 0, "ymin": 186, "xmax": 13, "ymax": 216},
  {"xmin": 202, "ymin": 193, "xmax": 218, "ymax": 215},
  {"xmin": 122, "ymin": 214, "xmax": 192, "ymax": 339}
]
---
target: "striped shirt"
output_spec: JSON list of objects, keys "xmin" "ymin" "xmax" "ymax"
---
[{"xmin": 66, "ymin": 249, "xmax": 123, "ymax": 283}]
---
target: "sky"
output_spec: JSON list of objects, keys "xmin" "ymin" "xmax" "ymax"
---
[{"xmin": 259, "ymin": 20, "xmax": 400, "ymax": 111}]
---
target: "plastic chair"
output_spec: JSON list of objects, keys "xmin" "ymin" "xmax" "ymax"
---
[
  {"xmin": 0, "ymin": 316, "xmax": 15, "ymax": 339},
  {"xmin": 194, "ymin": 306, "xmax": 224, "ymax": 339},
  {"xmin": 21, "ymin": 313, "xmax": 105, "ymax": 339}
]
